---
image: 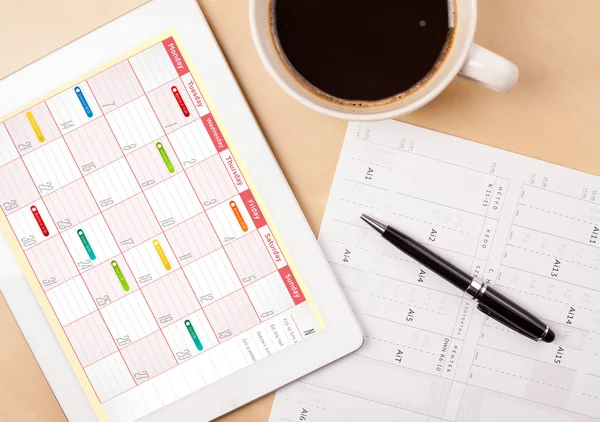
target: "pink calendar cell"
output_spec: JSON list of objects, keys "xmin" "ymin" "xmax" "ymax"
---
[
  {"xmin": 167, "ymin": 120, "xmax": 216, "ymax": 168},
  {"xmin": 100, "ymin": 290, "xmax": 159, "ymax": 346},
  {"xmin": 25, "ymin": 235, "xmax": 79, "ymax": 290},
  {"xmin": 105, "ymin": 97, "xmax": 163, "ymax": 154},
  {"xmin": 82, "ymin": 255, "xmax": 138, "ymax": 307},
  {"xmin": 64, "ymin": 311, "xmax": 118, "ymax": 367},
  {"xmin": 123, "ymin": 234, "xmax": 180, "ymax": 287},
  {"xmin": 63, "ymin": 118, "xmax": 123, "ymax": 175},
  {"xmin": 127, "ymin": 137, "xmax": 182, "ymax": 189},
  {"xmin": 85, "ymin": 158, "xmax": 141, "ymax": 210},
  {"xmin": 84, "ymin": 353, "xmax": 135, "ymax": 402},
  {"xmin": 163, "ymin": 310, "xmax": 218, "ymax": 361},
  {"xmin": 224, "ymin": 231, "xmax": 276, "ymax": 284},
  {"xmin": 62, "ymin": 215, "xmax": 121, "ymax": 272},
  {"xmin": 183, "ymin": 249, "xmax": 241, "ymax": 306},
  {"xmin": 164, "ymin": 213, "xmax": 220, "ymax": 264},
  {"xmin": 186, "ymin": 155, "xmax": 237, "ymax": 210},
  {"xmin": 120, "ymin": 331, "xmax": 177, "ymax": 385},
  {"xmin": 46, "ymin": 82, "xmax": 101, "ymax": 135},
  {"xmin": 145, "ymin": 173, "xmax": 203, "ymax": 229},
  {"xmin": 0, "ymin": 123, "xmax": 20, "ymax": 165},
  {"xmin": 146, "ymin": 78, "xmax": 199, "ymax": 134},
  {"xmin": 87, "ymin": 61, "xmax": 144, "ymax": 110},
  {"xmin": 203, "ymin": 290, "xmax": 260, "ymax": 343},
  {"xmin": 103, "ymin": 194, "xmax": 161, "ymax": 251},
  {"xmin": 7, "ymin": 200, "xmax": 57, "ymax": 250},
  {"xmin": 44, "ymin": 178, "xmax": 98, "ymax": 231},
  {"xmin": 245, "ymin": 272, "xmax": 294, "ymax": 322},
  {"xmin": 0, "ymin": 159, "xmax": 40, "ymax": 215},
  {"xmin": 143, "ymin": 269, "xmax": 200, "ymax": 328},
  {"xmin": 46, "ymin": 276, "xmax": 96, "ymax": 325},
  {"xmin": 128, "ymin": 43, "xmax": 179, "ymax": 92},
  {"xmin": 3, "ymin": 103, "xmax": 61, "ymax": 154},
  {"xmin": 205, "ymin": 194, "xmax": 256, "ymax": 245},
  {"xmin": 22, "ymin": 138, "xmax": 81, "ymax": 196}
]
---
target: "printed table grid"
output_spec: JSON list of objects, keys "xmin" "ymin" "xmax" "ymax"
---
[{"xmin": 0, "ymin": 36, "xmax": 312, "ymax": 407}]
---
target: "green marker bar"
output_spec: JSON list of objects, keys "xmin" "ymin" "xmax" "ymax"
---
[
  {"xmin": 185, "ymin": 320, "xmax": 203, "ymax": 351},
  {"xmin": 156, "ymin": 142, "xmax": 175, "ymax": 173},
  {"xmin": 111, "ymin": 260, "xmax": 130, "ymax": 292},
  {"xmin": 77, "ymin": 229, "xmax": 96, "ymax": 260}
]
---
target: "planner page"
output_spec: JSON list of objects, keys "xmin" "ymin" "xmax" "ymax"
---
[
  {"xmin": 0, "ymin": 31, "xmax": 322, "ymax": 422},
  {"xmin": 270, "ymin": 120, "xmax": 600, "ymax": 422}
]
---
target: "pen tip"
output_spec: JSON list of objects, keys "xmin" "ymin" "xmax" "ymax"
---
[
  {"xmin": 542, "ymin": 328, "xmax": 555, "ymax": 343},
  {"xmin": 360, "ymin": 214, "xmax": 387, "ymax": 234}
]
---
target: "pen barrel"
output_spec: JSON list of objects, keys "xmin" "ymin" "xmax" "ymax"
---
[
  {"xmin": 383, "ymin": 227, "xmax": 473, "ymax": 291},
  {"xmin": 477, "ymin": 287, "xmax": 549, "ymax": 341}
]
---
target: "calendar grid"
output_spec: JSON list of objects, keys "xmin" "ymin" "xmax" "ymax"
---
[
  {"xmin": 0, "ymin": 35, "xmax": 318, "ymax": 412},
  {"xmin": 124, "ymin": 58, "xmax": 263, "ymax": 324},
  {"xmin": 1, "ymin": 122, "xmax": 139, "ymax": 393}
]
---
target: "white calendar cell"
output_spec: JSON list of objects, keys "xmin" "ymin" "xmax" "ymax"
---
[
  {"xmin": 168, "ymin": 119, "xmax": 216, "ymax": 167},
  {"xmin": 128, "ymin": 43, "xmax": 179, "ymax": 92},
  {"xmin": 127, "ymin": 137, "xmax": 182, "ymax": 189},
  {"xmin": 62, "ymin": 215, "xmax": 121, "ymax": 272},
  {"xmin": 245, "ymin": 272, "xmax": 295, "ymax": 321},
  {"xmin": 7, "ymin": 200, "xmax": 57, "ymax": 250},
  {"xmin": 145, "ymin": 173, "xmax": 203, "ymax": 229},
  {"xmin": 85, "ymin": 158, "xmax": 141, "ymax": 210},
  {"xmin": 22, "ymin": 139, "xmax": 81, "ymax": 196},
  {"xmin": 163, "ymin": 310, "xmax": 218, "ymax": 361},
  {"xmin": 46, "ymin": 82, "xmax": 101, "ymax": 134},
  {"xmin": 3, "ymin": 103, "xmax": 61, "ymax": 154},
  {"xmin": 123, "ymin": 234, "xmax": 180, "ymax": 287},
  {"xmin": 85, "ymin": 353, "xmax": 135, "ymax": 402},
  {"xmin": 100, "ymin": 290, "xmax": 159, "ymax": 346},
  {"xmin": 87, "ymin": 60, "xmax": 144, "ymax": 111},
  {"xmin": 25, "ymin": 235, "xmax": 79, "ymax": 290},
  {"xmin": 187, "ymin": 155, "xmax": 238, "ymax": 209},
  {"xmin": 64, "ymin": 311, "xmax": 118, "ymax": 367},
  {"xmin": 0, "ymin": 123, "xmax": 19, "ymax": 165},
  {"xmin": 0, "ymin": 159, "xmax": 41, "ymax": 215},
  {"xmin": 105, "ymin": 97, "xmax": 163, "ymax": 153},
  {"xmin": 146, "ymin": 78, "xmax": 199, "ymax": 133},
  {"xmin": 183, "ymin": 248, "xmax": 241, "ymax": 305},
  {"xmin": 103, "ymin": 194, "xmax": 162, "ymax": 251},
  {"xmin": 64, "ymin": 118, "xmax": 123, "ymax": 175},
  {"xmin": 44, "ymin": 178, "xmax": 98, "ymax": 231},
  {"xmin": 46, "ymin": 276, "xmax": 96, "ymax": 325},
  {"xmin": 206, "ymin": 194, "xmax": 256, "ymax": 244}
]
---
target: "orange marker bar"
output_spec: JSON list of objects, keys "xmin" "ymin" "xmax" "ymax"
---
[
  {"xmin": 230, "ymin": 201, "xmax": 248, "ymax": 232},
  {"xmin": 153, "ymin": 239, "xmax": 172, "ymax": 270},
  {"xmin": 26, "ymin": 112, "xmax": 45, "ymax": 143}
]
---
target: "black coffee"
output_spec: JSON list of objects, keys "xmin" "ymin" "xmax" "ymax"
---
[{"xmin": 270, "ymin": 0, "xmax": 455, "ymax": 106}]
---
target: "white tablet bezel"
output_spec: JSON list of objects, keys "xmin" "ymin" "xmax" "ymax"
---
[{"xmin": 0, "ymin": 0, "xmax": 363, "ymax": 420}]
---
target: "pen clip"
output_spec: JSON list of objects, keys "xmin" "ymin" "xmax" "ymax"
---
[{"xmin": 477, "ymin": 302, "xmax": 539, "ymax": 341}]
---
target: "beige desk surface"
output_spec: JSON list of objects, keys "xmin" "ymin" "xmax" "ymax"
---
[{"xmin": 1, "ymin": 0, "xmax": 599, "ymax": 420}]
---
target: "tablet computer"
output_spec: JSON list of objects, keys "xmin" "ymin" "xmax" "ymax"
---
[{"xmin": 0, "ymin": 0, "xmax": 362, "ymax": 420}]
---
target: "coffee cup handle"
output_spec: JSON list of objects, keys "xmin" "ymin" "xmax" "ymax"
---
[{"xmin": 459, "ymin": 44, "xmax": 519, "ymax": 93}]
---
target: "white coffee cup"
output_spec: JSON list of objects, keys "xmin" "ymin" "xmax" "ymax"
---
[{"xmin": 250, "ymin": 0, "xmax": 519, "ymax": 121}]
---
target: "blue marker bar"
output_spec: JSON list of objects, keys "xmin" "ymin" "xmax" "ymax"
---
[
  {"xmin": 78, "ymin": 229, "xmax": 96, "ymax": 260},
  {"xmin": 74, "ymin": 86, "xmax": 93, "ymax": 118}
]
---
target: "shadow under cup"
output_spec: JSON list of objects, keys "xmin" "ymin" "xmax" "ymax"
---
[{"xmin": 251, "ymin": 0, "xmax": 478, "ymax": 120}]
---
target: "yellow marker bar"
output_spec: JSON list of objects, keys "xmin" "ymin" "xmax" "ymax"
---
[
  {"xmin": 153, "ymin": 239, "xmax": 172, "ymax": 270},
  {"xmin": 26, "ymin": 112, "xmax": 45, "ymax": 143}
]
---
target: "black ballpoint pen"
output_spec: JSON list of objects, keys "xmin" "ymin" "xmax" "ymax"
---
[{"xmin": 360, "ymin": 214, "xmax": 555, "ymax": 343}]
